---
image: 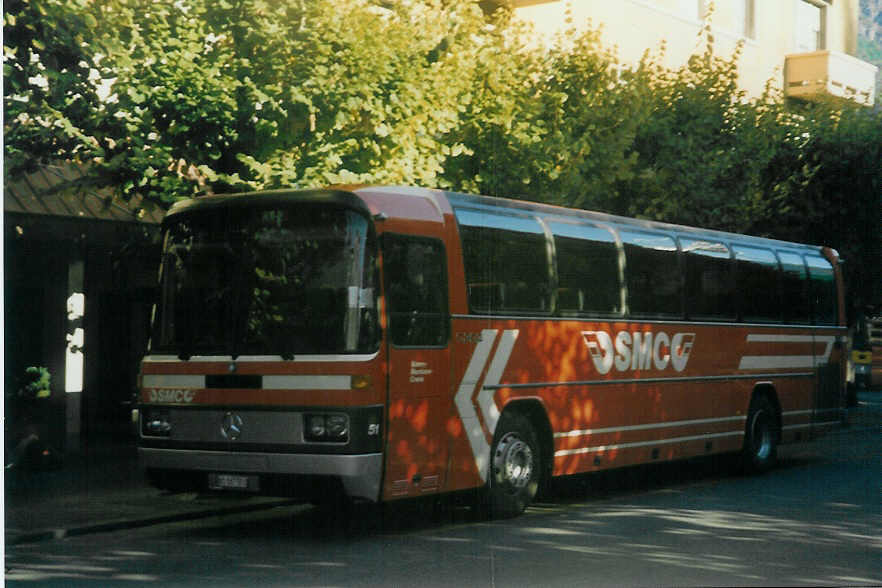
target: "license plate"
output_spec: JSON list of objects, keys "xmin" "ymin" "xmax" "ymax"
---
[{"xmin": 208, "ymin": 473, "xmax": 259, "ymax": 492}]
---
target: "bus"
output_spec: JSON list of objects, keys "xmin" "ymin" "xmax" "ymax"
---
[{"xmin": 137, "ymin": 186, "xmax": 846, "ymax": 517}]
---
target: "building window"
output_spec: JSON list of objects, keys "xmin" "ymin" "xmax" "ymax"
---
[
  {"xmin": 795, "ymin": 0, "xmax": 827, "ymax": 52},
  {"xmin": 680, "ymin": 0, "xmax": 705, "ymax": 21},
  {"xmin": 735, "ymin": 0, "xmax": 756, "ymax": 39}
]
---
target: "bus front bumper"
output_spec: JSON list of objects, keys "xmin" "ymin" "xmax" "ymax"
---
[{"xmin": 139, "ymin": 447, "xmax": 383, "ymax": 502}]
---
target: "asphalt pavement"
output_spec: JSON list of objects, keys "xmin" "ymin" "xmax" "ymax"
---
[
  {"xmin": 4, "ymin": 439, "xmax": 298, "ymax": 546},
  {"xmin": 5, "ymin": 389, "xmax": 880, "ymax": 547}
]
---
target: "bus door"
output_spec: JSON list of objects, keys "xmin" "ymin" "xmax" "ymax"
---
[{"xmin": 381, "ymin": 234, "xmax": 451, "ymax": 499}]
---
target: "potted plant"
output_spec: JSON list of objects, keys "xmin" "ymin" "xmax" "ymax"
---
[{"xmin": 5, "ymin": 367, "xmax": 62, "ymax": 470}]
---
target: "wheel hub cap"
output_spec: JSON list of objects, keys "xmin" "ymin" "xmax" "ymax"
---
[
  {"xmin": 751, "ymin": 410, "xmax": 772, "ymax": 460},
  {"xmin": 494, "ymin": 433, "xmax": 533, "ymax": 489}
]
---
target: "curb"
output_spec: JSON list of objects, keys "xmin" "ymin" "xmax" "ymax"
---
[{"xmin": 7, "ymin": 498, "xmax": 301, "ymax": 546}]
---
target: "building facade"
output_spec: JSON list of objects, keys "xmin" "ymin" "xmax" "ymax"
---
[
  {"xmin": 503, "ymin": 0, "xmax": 877, "ymax": 105},
  {"xmin": 4, "ymin": 165, "xmax": 162, "ymax": 458}
]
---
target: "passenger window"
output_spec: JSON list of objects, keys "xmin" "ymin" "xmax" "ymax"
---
[
  {"xmin": 804, "ymin": 254, "xmax": 838, "ymax": 325},
  {"xmin": 621, "ymin": 231, "xmax": 682, "ymax": 318},
  {"xmin": 550, "ymin": 222, "xmax": 621, "ymax": 316},
  {"xmin": 457, "ymin": 209, "xmax": 551, "ymax": 314},
  {"xmin": 681, "ymin": 238, "xmax": 734, "ymax": 321},
  {"xmin": 777, "ymin": 251, "xmax": 810, "ymax": 324},
  {"xmin": 734, "ymin": 245, "xmax": 780, "ymax": 322},
  {"xmin": 383, "ymin": 235, "xmax": 449, "ymax": 347}
]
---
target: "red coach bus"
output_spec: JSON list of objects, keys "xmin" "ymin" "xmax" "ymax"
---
[{"xmin": 137, "ymin": 186, "xmax": 846, "ymax": 517}]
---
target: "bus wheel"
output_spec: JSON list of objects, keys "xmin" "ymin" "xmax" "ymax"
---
[
  {"xmin": 742, "ymin": 396, "xmax": 778, "ymax": 473},
  {"xmin": 487, "ymin": 411, "xmax": 541, "ymax": 518}
]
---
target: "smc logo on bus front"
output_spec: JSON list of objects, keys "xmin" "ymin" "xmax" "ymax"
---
[
  {"xmin": 582, "ymin": 330, "xmax": 696, "ymax": 374},
  {"xmin": 148, "ymin": 388, "xmax": 195, "ymax": 403}
]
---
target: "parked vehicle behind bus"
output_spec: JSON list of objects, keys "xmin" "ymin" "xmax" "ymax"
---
[
  {"xmin": 869, "ymin": 312, "xmax": 882, "ymax": 389},
  {"xmin": 137, "ymin": 186, "xmax": 846, "ymax": 518},
  {"xmin": 848, "ymin": 307, "xmax": 873, "ymax": 403}
]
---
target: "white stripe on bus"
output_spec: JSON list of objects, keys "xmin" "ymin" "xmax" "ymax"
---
[
  {"xmin": 262, "ymin": 375, "xmax": 351, "ymax": 390},
  {"xmin": 784, "ymin": 420, "xmax": 841, "ymax": 431},
  {"xmin": 143, "ymin": 374, "xmax": 352, "ymax": 390},
  {"xmin": 783, "ymin": 408, "xmax": 840, "ymax": 417},
  {"xmin": 555, "ymin": 430, "xmax": 744, "ymax": 457},
  {"xmin": 142, "ymin": 353, "xmax": 379, "ymax": 363},
  {"xmin": 738, "ymin": 334, "xmax": 835, "ymax": 370},
  {"xmin": 142, "ymin": 375, "xmax": 206, "ymax": 388},
  {"xmin": 554, "ymin": 415, "xmax": 746, "ymax": 439},
  {"xmin": 555, "ymin": 408, "xmax": 841, "ymax": 441}
]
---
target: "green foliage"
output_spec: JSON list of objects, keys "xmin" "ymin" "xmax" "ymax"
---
[
  {"xmin": 617, "ymin": 40, "xmax": 757, "ymax": 229},
  {"xmin": 747, "ymin": 99, "xmax": 882, "ymax": 308},
  {"xmin": 16, "ymin": 367, "xmax": 51, "ymax": 400},
  {"xmin": 3, "ymin": 0, "xmax": 108, "ymax": 177},
  {"xmin": 857, "ymin": 35, "xmax": 882, "ymax": 99},
  {"xmin": 4, "ymin": 0, "xmax": 880, "ymax": 305},
  {"xmin": 432, "ymin": 11, "xmax": 545, "ymax": 197},
  {"xmin": 5, "ymin": 0, "xmax": 516, "ymax": 201}
]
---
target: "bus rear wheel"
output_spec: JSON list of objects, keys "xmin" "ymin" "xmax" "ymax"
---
[
  {"xmin": 487, "ymin": 411, "xmax": 541, "ymax": 518},
  {"xmin": 742, "ymin": 395, "xmax": 778, "ymax": 473}
]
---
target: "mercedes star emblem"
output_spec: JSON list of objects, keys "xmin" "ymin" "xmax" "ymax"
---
[{"xmin": 220, "ymin": 411, "xmax": 243, "ymax": 441}]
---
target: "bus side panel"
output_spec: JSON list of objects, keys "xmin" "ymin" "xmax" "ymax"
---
[
  {"xmin": 812, "ymin": 326, "xmax": 847, "ymax": 436},
  {"xmin": 444, "ymin": 317, "xmax": 834, "ymax": 489}
]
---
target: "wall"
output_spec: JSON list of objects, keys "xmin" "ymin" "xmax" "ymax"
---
[{"xmin": 511, "ymin": 0, "xmax": 861, "ymax": 98}]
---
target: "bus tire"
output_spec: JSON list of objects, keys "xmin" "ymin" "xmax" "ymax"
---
[
  {"xmin": 487, "ymin": 411, "xmax": 541, "ymax": 518},
  {"xmin": 742, "ymin": 395, "xmax": 778, "ymax": 474}
]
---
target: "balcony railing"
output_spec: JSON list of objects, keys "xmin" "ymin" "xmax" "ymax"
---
[{"xmin": 785, "ymin": 50, "xmax": 878, "ymax": 107}]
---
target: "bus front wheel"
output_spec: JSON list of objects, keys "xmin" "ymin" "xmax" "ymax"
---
[
  {"xmin": 742, "ymin": 395, "xmax": 778, "ymax": 473},
  {"xmin": 487, "ymin": 411, "xmax": 541, "ymax": 518}
]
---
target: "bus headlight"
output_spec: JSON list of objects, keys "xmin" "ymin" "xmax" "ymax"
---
[
  {"xmin": 326, "ymin": 414, "xmax": 348, "ymax": 438},
  {"xmin": 304, "ymin": 413, "xmax": 349, "ymax": 442}
]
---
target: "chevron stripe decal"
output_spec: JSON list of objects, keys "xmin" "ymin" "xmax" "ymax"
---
[{"xmin": 454, "ymin": 329, "xmax": 519, "ymax": 483}]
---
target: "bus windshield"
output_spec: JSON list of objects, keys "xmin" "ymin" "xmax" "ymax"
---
[{"xmin": 151, "ymin": 203, "xmax": 379, "ymax": 358}]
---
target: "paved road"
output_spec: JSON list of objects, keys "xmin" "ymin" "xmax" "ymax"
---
[{"xmin": 6, "ymin": 420, "xmax": 880, "ymax": 586}]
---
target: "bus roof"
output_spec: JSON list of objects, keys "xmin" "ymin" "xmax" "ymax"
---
[
  {"xmin": 163, "ymin": 186, "xmax": 834, "ymax": 257},
  {"xmin": 439, "ymin": 189, "xmax": 833, "ymax": 256}
]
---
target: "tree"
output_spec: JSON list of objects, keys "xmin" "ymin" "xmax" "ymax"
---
[
  {"xmin": 5, "ymin": 0, "xmax": 880, "ymax": 306},
  {"xmin": 3, "ymin": 0, "xmax": 109, "ymax": 178},
  {"xmin": 748, "ymin": 99, "xmax": 882, "ymax": 310},
  {"xmin": 4, "ymin": 0, "xmax": 526, "ymax": 203}
]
